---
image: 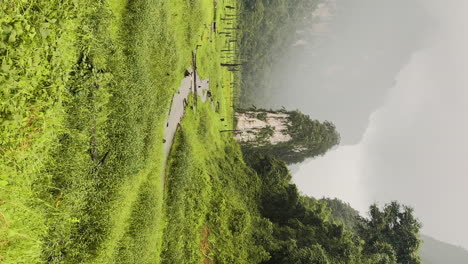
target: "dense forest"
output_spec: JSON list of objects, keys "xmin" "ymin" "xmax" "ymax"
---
[{"xmin": 242, "ymin": 152, "xmax": 422, "ymax": 264}]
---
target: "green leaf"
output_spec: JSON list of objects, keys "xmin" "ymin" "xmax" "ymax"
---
[
  {"xmin": 0, "ymin": 180, "xmax": 8, "ymax": 187},
  {"xmin": 1, "ymin": 23, "xmax": 12, "ymax": 34},
  {"xmin": 1, "ymin": 60, "xmax": 10, "ymax": 72},
  {"xmin": 8, "ymin": 29, "xmax": 17, "ymax": 42},
  {"xmin": 40, "ymin": 23, "xmax": 50, "ymax": 38}
]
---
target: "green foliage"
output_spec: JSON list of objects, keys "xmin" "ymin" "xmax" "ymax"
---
[
  {"xmin": 162, "ymin": 97, "xmax": 269, "ymax": 264},
  {"xmin": 358, "ymin": 202, "xmax": 422, "ymax": 264},
  {"xmin": 365, "ymin": 242, "xmax": 398, "ymax": 264},
  {"xmin": 291, "ymin": 244, "xmax": 331, "ymax": 264},
  {"xmin": 159, "ymin": 2, "xmax": 273, "ymax": 261},
  {"xmin": 1, "ymin": 1, "xmax": 426, "ymax": 264},
  {"xmin": 244, "ymin": 153, "xmax": 363, "ymax": 264},
  {"xmin": 256, "ymin": 125, "xmax": 275, "ymax": 144},
  {"xmin": 256, "ymin": 112, "xmax": 268, "ymax": 121},
  {"xmin": 288, "ymin": 111, "xmax": 341, "ymax": 152},
  {"xmin": 241, "ymin": 110, "xmax": 340, "ymax": 164},
  {"xmin": 237, "ymin": 0, "xmax": 319, "ymax": 106},
  {"xmin": 321, "ymin": 198, "xmax": 361, "ymax": 233},
  {"xmin": 243, "ymin": 153, "xmax": 424, "ymax": 264},
  {"xmin": 1, "ymin": 0, "xmax": 215, "ymax": 263}
]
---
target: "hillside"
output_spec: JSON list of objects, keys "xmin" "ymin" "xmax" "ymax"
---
[
  {"xmin": 1, "ymin": 1, "xmax": 434, "ymax": 263},
  {"xmin": 1, "ymin": 0, "xmax": 240, "ymax": 262},
  {"xmin": 321, "ymin": 199, "xmax": 468, "ymax": 264},
  {"xmin": 421, "ymin": 235, "xmax": 468, "ymax": 264}
]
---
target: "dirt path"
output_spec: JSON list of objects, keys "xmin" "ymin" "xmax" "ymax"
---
[{"xmin": 162, "ymin": 67, "xmax": 210, "ymax": 159}]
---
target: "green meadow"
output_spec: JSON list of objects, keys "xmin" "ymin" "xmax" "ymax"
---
[
  {"xmin": 162, "ymin": 96, "xmax": 269, "ymax": 263},
  {"xmin": 1, "ymin": 0, "xmax": 238, "ymax": 262}
]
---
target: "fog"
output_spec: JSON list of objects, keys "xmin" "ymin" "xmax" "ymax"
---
[
  {"xmin": 266, "ymin": 0, "xmax": 433, "ymax": 144},
  {"xmin": 271, "ymin": 0, "xmax": 468, "ymax": 249}
]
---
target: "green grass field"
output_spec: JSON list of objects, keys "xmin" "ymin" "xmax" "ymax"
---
[
  {"xmin": 160, "ymin": 1, "xmax": 273, "ymax": 263},
  {"xmin": 0, "ymin": 0, "xmax": 237, "ymax": 263},
  {"xmin": 162, "ymin": 97, "xmax": 269, "ymax": 264}
]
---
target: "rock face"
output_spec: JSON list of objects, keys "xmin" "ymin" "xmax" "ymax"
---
[
  {"xmin": 235, "ymin": 112, "xmax": 292, "ymax": 145},
  {"xmin": 234, "ymin": 109, "xmax": 340, "ymax": 164}
]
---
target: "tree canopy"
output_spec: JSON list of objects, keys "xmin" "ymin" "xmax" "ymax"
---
[
  {"xmin": 244, "ymin": 153, "xmax": 423, "ymax": 264},
  {"xmin": 358, "ymin": 202, "xmax": 422, "ymax": 264}
]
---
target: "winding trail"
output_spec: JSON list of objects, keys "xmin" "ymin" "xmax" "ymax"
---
[{"xmin": 162, "ymin": 67, "xmax": 211, "ymax": 159}]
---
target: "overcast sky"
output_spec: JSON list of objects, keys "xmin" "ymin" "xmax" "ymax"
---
[{"xmin": 279, "ymin": 0, "xmax": 468, "ymax": 249}]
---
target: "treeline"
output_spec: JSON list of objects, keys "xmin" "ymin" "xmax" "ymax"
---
[
  {"xmin": 243, "ymin": 152, "xmax": 422, "ymax": 264},
  {"xmin": 238, "ymin": 0, "xmax": 319, "ymax": 106}
]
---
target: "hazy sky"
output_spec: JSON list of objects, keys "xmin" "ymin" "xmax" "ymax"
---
[{"xmin": 283, "ymin": 0, "xmax": 468, "ymax": 249}]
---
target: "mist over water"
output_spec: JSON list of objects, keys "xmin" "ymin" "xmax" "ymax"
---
[{"xmin": 270, "ymin": 0, "xmax": 468, "ymax": 249}]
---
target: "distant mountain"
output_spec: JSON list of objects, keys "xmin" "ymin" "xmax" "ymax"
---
[
  {"xmin": 421, "ymin": 235, "xmax": 468, "ymax": 264},
  {"xmin": 319, "ymin": 198, "xmax": 468, "ymax": 264}
]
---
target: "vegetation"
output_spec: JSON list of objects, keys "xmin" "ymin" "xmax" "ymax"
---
[
  {"xmin": 162, "ymin": 93, "xmax": 422, "ymax": 264},
  {"xmin": 358, "ymin": 202, "xmax": 422, "ymax": 264},
  {"xmin": 237, "ymin": 0, "xmax": 319, "ymax": 106},
  {"xmin": 322, "ymin": 197, "xmax": 424, "ymax": 264},
  {"xmin": 240, "ymin": 109, "xmax": 340, "ymax": 164},
  {"xmin": 244, "ymin": 153, "xmax": 422, "ymax": 264},
  {"xmin": 2, "ymin": 1, "xmax": 427, "ymax": 264},
  {"xmin": 244, "ymin": 153, "xmax": 359, "ymax": 263},
  {"xmin": 321, "ymin": 198, "xmax": 361, "ymax": 233},
  {"xmin": 162, "ymin": 101, "xmax": 269, "ymax": 264},
  {"xmin": 1, "ymin": 0, "xmax": 216, "ymax": 263}
]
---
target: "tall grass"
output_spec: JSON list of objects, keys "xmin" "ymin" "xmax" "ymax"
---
[
  {"xmin": 161, "ymin": 1, "xmax": 270, "ymax": 255},
  {"xmin": 162, "ymin": 101, "xmax": 269, "ymax": 264},
  {"xmin": 1, "ymin": 0, "xmax": 213, "ymax": 263}
]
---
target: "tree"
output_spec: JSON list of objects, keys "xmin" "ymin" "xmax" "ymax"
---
[
  {"xmin": 321, "ymin": 198, "xmax": 361, "ymax": 233},
  {"xmin": 239, "ymin": 110, "xmax": 340, "ymax": 164},
  {"xmin": 244, "ymin": 154, "xmax": 423, "ymax": 264},
  {"xmin": 245, "ymin": 154, "xmax": 363, "ymax": 264},
  {"xmin": 358, "ymin": 202, "xmax": 422, "ymax": 264}
]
